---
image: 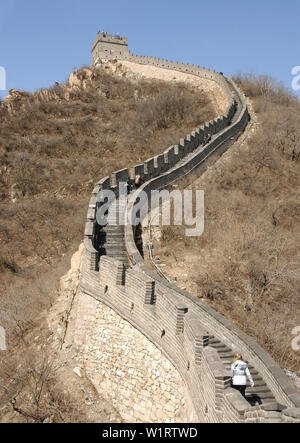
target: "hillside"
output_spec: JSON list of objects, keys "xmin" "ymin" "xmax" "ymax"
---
[
  {"xmin": 149, "ymin": 75, "xmax": 300, "ymax": 376},
  {"xmin": 0, "ymin": 61, "xmax": 218, "ymax": 337},
  {"xmin": 0, "ymin": 61, "xmax": 218, "ymax": 422}
]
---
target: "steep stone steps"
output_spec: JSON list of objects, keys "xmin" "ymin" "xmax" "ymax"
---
[
  {"xmin": 209, "ymin": 337, "xmax": 276, "ymax": 407},
  {"xmin": 98, "ymin": 197, "xmax": 128, "ymax": 267},
  {"xmin": 247, "ymin": 386, "xmax": 272, "ymax": 394}
]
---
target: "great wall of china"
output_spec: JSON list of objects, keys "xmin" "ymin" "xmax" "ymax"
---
[{"xmin": 75, "ymin": 33, "xmax": 300, "ymax": 423}]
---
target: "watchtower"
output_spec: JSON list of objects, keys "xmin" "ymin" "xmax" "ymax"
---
[{"xmin": 92, "ymin": 32, "xmax": 129, "ymax": 64}]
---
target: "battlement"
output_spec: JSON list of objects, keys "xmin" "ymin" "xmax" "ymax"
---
[{"xmin": 92, "ymin": 32, "xmax": 129, "ymax": 63}]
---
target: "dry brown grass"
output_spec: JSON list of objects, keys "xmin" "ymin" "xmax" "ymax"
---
[
  {"xmin": 0, "ymin": 65, "xmax": 215, "ymax": 335},
  {"xmin": 0, "ymin": 64, "xmax": 217, "ymax": 421},
  {"xmin": 153, "ymin": 75, "xmax": 300, "ymax": 374},
  {"xmin": 0, "ymin": 343, "xmax": 103, "ymax": 423}
]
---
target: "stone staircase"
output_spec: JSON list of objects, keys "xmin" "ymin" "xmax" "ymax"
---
[
  {"xmin": 209, "ymin": 336, "xmax": 279, "ymax": 407},
  {"xmin": 98, "ymin": 196, "xmax": 128, "ymax": 267}
]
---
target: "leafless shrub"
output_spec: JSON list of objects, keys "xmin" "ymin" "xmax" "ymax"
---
[
  {"xmin": 233, "ymin": 73, "xmax": 299, "ymax": 107},
  {"xmin": 0, "ymin": 349, "xmax": 91, "ymax": 423}
]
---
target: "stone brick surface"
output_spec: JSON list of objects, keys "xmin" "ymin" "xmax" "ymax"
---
[{"xmin": 74, "ymin": 290, "xmax": 188, "ymax": 423}]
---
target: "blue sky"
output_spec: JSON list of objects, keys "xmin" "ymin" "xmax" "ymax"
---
[{"xmin": 0, "ymin": 0, "xmax": 299, "ymax": 99}]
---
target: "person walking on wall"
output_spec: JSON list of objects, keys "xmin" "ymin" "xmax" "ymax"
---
[
  {"xmin": 125, "ymin": 177, "xmax": 135, "ymax": 195},
  {"xmin": 231, "ymin": 354, "xmax": 254, "ymax": 398},
  {"xmin": 134, "ymin": 174, "xmax": 144, "ymax": 189}
]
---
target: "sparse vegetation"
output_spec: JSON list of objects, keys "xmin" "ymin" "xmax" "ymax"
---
[
  {"xmin": 151, "ymin": 75, "xmax": 300, "ymax": 375},
  {"xmin": 0, "ymin": 63, "xmax": 216, "ymax": 422}
]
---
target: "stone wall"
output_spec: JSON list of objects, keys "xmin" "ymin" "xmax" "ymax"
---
[
  {"xmin": 81, "ymin": 254, "xmax": 300, "ymax": 423},
  {"xmin": 73, "ymin": 290, "xmax": 189, "ymax": 423},
  {"xmin": 79, "ymin": 40, "xmax": 300, "ymax": 422}
]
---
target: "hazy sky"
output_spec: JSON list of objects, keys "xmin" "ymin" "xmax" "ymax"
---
[{"xmin": 0, "ymin": 0, "xmax": 299, "ymax": 99}]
